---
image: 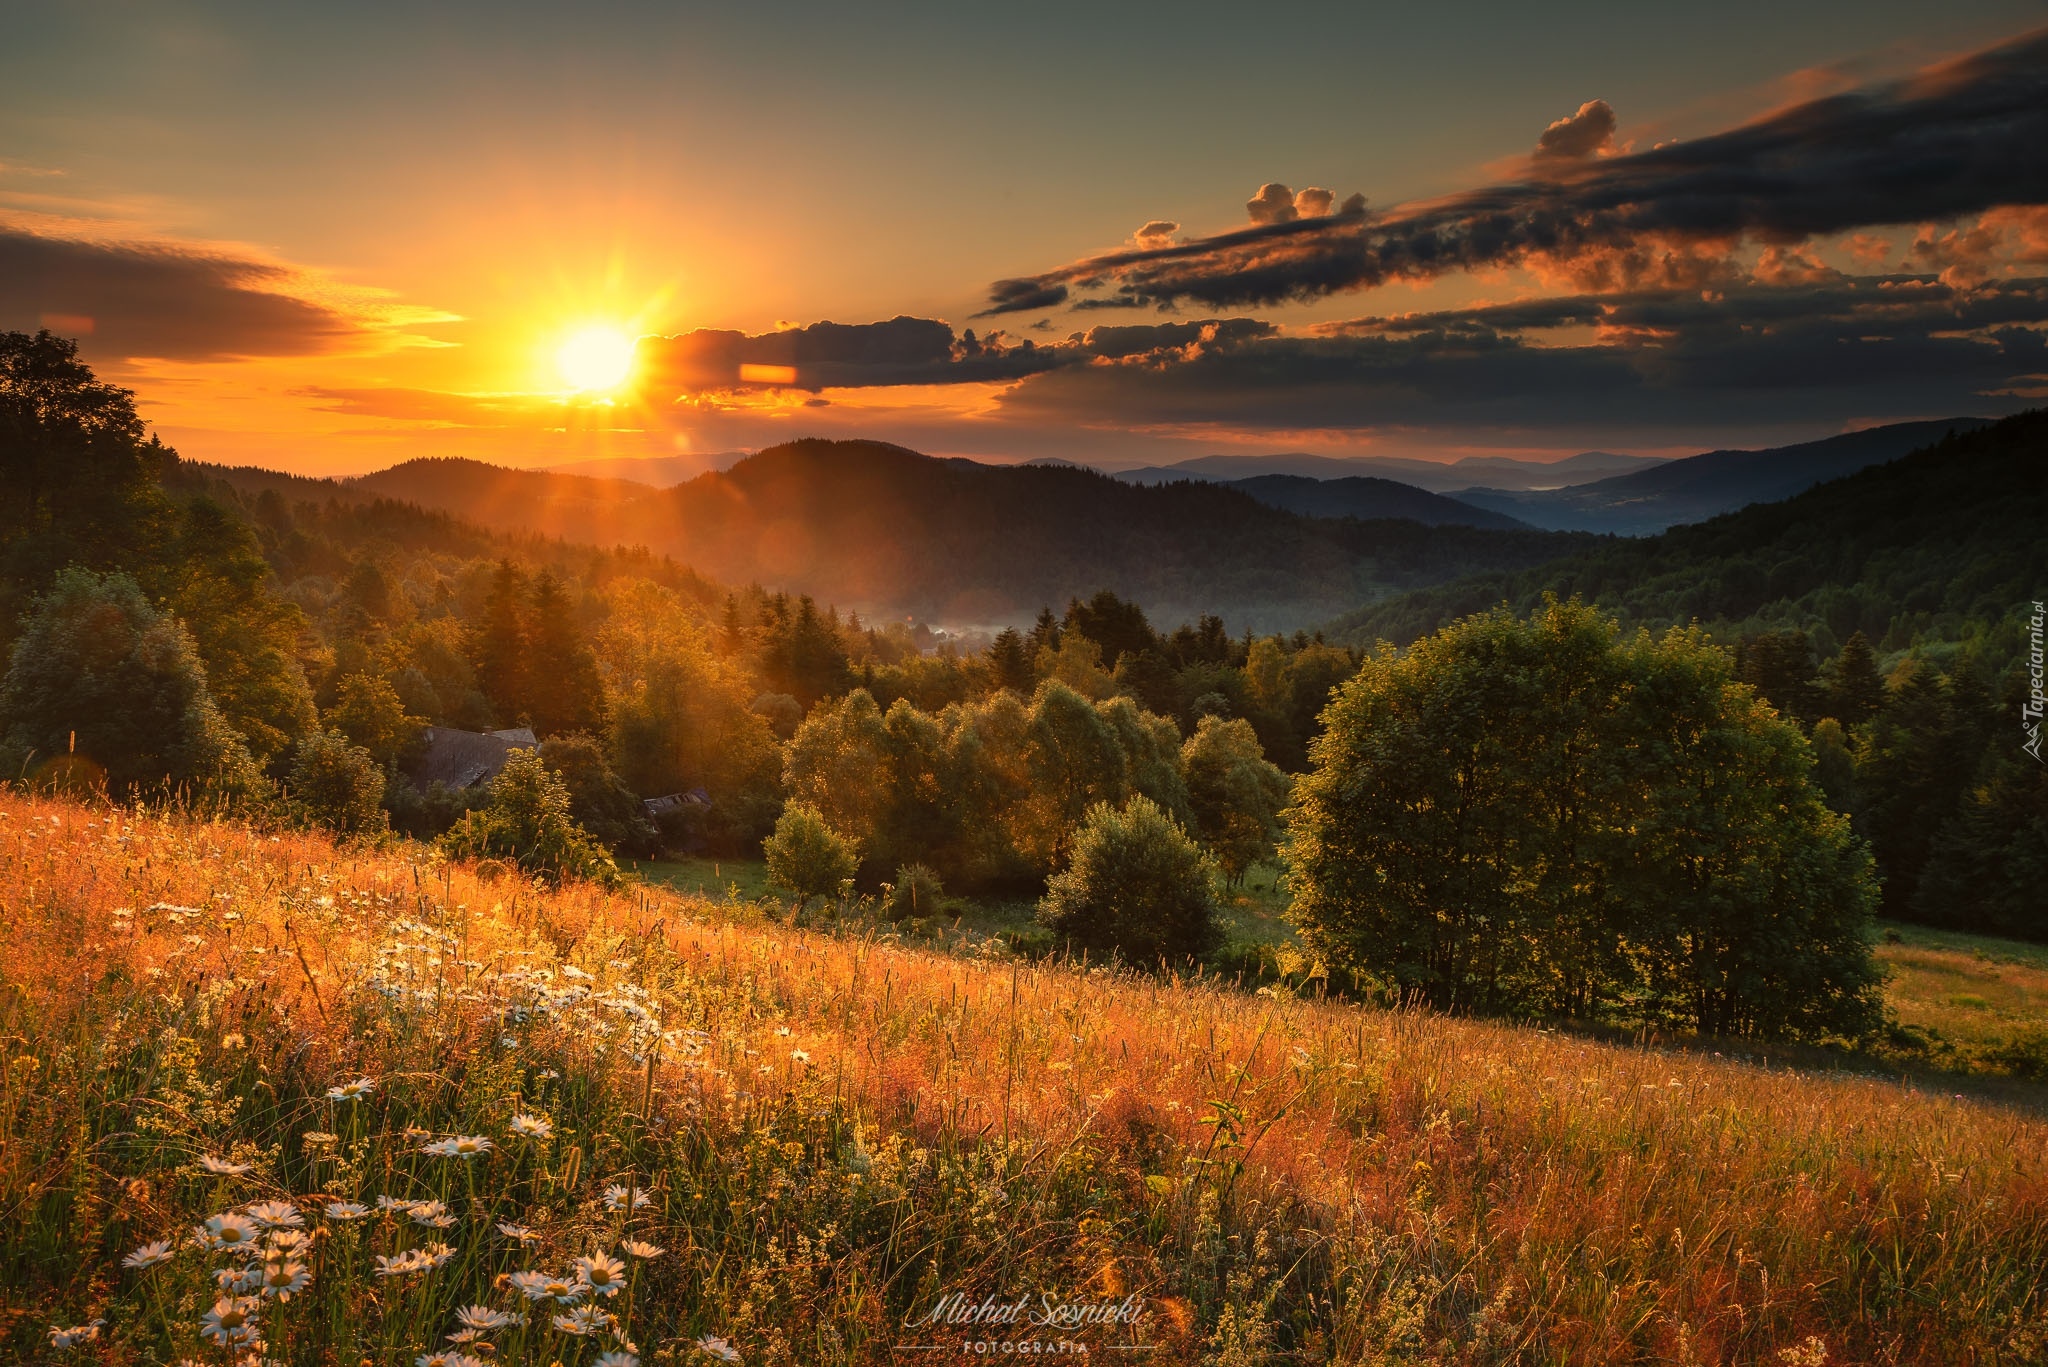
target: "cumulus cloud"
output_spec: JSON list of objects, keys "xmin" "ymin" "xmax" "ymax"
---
[
  {"xmin": 1131, "ymin": 220, "xmax": 1180, "ymax": 249},
  {"xmin": 1293, "ymin": 187, "xmax": 1337, "ymax": 217},
  {"xmin": 1246, "ymin": 183, "xmax": 1299, "ymax": 224},
  {"xmin": 981, "ymin": 27, "xmax": 2048, "ymax": 314},
  {"xmin": 1534, "ymin": 100, "xmax": 1618, "ymax": 161},
  {"xmin": 0, "ymin": 223, "xmax": 377, "ymax": 361}
]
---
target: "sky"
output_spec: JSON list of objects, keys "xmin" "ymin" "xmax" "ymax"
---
[{"xmin": 4, "ymin": 1, "xmax": 2047, "ymax": 475}]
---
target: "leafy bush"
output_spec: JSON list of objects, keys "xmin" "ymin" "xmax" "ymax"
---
[
  {"xmin": 883, "ymin": 862, "xmax": 945, "ymax": 921},
  {"xmin": 286, "ymin": 729, "xmax": 386, "ymax": 836},
  {"xmin": 437, "ymin": 750, "xmax": 617, "ymax": 886},
  {"xmin": 537, "ymin": 731, "xmax": 655, "ymax": 854},
  {"xmin": 762, "ymin": 801, "xmax": 859, "ymax": 913},
  {"xmin": 1039, "ymin": 794, "xmax": 1220, "ymax": 965}
]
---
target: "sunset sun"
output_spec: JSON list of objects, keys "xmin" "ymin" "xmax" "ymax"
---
[{"xmin": 556, "ymin": 325, "xmax": 636, "ymax": 391}]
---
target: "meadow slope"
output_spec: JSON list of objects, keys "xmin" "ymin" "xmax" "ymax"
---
[{"xmin": 3, "ymin": 795, "xmax": 2045, "ymax": 1365}]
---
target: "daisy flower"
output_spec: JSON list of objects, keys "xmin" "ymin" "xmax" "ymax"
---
[
  {"xmin": 552, "ymin": 1305, "xmax": 611, "ymax": 1336},
  {"xmin": 416, "ymin": 1353, "xmax": 483, "ymax": 1367},
  {"xmin": 325, "ymin": 1201, "xmax": 369, "ymax": 1220},
  {"xmin": 257, "ymin": 1258, "xmax": 311, "ymax": 1300},
  {"xmin": 422, "ymin": 1241, "xmax": 457, "ymax": 1268},
  {"xmin": 621, "ymin": 1239, "xmax": 664, "ymax": 1259},
  {"xmin": 790, "ymin": 1048, "xmax": 810, "ymax": 1064},
  {"xmin": 374, "ymin": 1250, "xmax": 430, "ymax": 1278},
  {"xmin": 123, "ymin": 1239, "xmax": 175, "ymax": 1269},
  {"xmin": 266, "ymin": 1229, "xmax": 314, "ymax": 1255},
  {"xmin": 574, "ymin": 1252, "xmax": 628, "ymax": 1298},
  {"xmin": 409, "ymin": 1199, "xmax": 457, "ymax": 1228},
  {"xmin": 244, "ymin": 1201, "xmax": 303, "ymax": 1229},
  {"xmin": 423, "ymin": 1135, "xmax": 494, "ymax": 1159},
  {"xmin": 506, "ymin": 1271, "xmax": 557, "ymax": 1302},
  {"xmin": 601, "ymin": 1184, "xmax": 652, "ymax": 1211},
  {"xmin": 48, "ymin": 1321, "xmax": 103, "ymax": 1350},
  {"xmin": 200, "ymin": 1213, "xmax": 263, "ymax": 1253},
  {"xmin": 496, "ymin": 1222, "xmax": 540, "ymax": 1243},
  {"xmin": 696, "ymin": 1334, "xmax": 743, "ymax": 1363},
  {"xmin": 198, "ymin": 1155, "xmax": 253, "ymax": 1177},
  {"xmin": 455, "ymin": 1305, "xmax": 522, "ymax": 1331},
  {"xmin": 327, "ymin": 1077, "xmax": 377, "ymax": 1102},
  {"xmin": 509, "ymin": 1112, "xmax": 553, "ymax": 1139},
  {"xmin": 214, "ymin": 1264, "xmax": 265, "ymax": 1293},
  {"xmin": 595, "ymin": 1352, "xmax": 640, "ymax": 1367},
  {"xmin": 199, "ymin": 1297, "xmax": 263, "ymax": 1346}
]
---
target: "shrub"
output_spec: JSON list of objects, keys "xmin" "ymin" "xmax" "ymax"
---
[
  {"xmin": 327, "ymin": 672, "xmax": 424, "ymax": 768},
  {"xmin": 537, "ymin": 731, "xmax": 656, "ymax": 853},
  {"xmin": 883, "ymin": 862, "xmax": 946, "ymax": 921},
  {"xmin": 286, "ymin": 729, "xmax": 386, "ymax": 835},
  {"xmin": 1039, "ymin": 794, "xmax": 1220, "ymax": 965},
  {"xmin": 438, "ymin": 749, "xmax": 618, "ymax": 886},
  {"xmin": 1182, "ymin": 715, "xmax": 1291, "ymax": 886},
  {"xmin": 762, "ymin": 801, "xmax": 859, "ymax": 913}
]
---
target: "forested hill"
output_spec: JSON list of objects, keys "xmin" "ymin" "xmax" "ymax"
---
[
  {"xmin": 1325, "ymin": 410, "xmax": 2048, "ymax": 653},
  {"xmin": 221, "ymin": 440, "xmax": 1591, "ymax": 632}
]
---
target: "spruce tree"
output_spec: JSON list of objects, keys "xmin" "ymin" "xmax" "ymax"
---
[
  {"xmin": 526, "ymin": 570, "xmax": 605, "ymax": 737},
  {"xmin": 470, "ymin": 560, "xmax": 530, "ymax": 726}
]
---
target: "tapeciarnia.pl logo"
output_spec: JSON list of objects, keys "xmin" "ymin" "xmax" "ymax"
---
[{"xmin": 2025, "ymin": 600, "xmax": 2045, "ymax": 763}]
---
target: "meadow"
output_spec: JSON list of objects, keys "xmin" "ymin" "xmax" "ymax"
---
[{"xmin": 6, "ymin": 793, "xmax": 2048, "ymax": 1366}]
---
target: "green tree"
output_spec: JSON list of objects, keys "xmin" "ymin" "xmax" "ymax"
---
[
  {"xmin": 1286, "ymin": 600, "xmax": 1882, "ymax": 1039},
  {"xmin": 1017, "ymin": 680, "xmax": 1127, "ymax": 870},
  {"xmin": 883, "ymin": 862, "xmax": 946, "ymax": 922},
  {"xmin": 537, "ymin": 731, "xmax": 654, "ymax": 853},
  {"xmin": 1038, "ymin": 794, "xmax": 1220, "ymax": 965},
  {"xmin": 1822, "ymin": 631, "xmax": 1886, "ymax": 726},
  {"xmin": 763, "ymin": 801, "xmax": 859, "ymax": 914},
  {"xmin": 438, "ymin": 749, "xmax": 618, "ymax": 886},
  {"xmin": 470, "ymin": 560, "xmax": 530, "ymax": 726},
  {"xmin": 783, "ymin": 689, "xmax": 892, "ymax": 847},
  {"xmin": 987, "ymin": 628, "xmax": 1036, "ymax": 695},
  {"xmin": 287, "ymin": 730, "xmax": 387, "ymax": 836},
  {"xmin": 167, "ymin": 498, "xmax": 317, "ymax": 767},
  {"xmin": 328, "ymin": 672, "xmax": 425, "ymax": 768},
  {"xmin": 1182, "ymin": 716, "xmax": 1292, "ymax": 886},
  {"xmin": 0, "ymin": 568, "xmax": 261, "ymax": 801},
  {"xmin": 526, "ymin": 570, "xmax": 606, "ymax": 737}
]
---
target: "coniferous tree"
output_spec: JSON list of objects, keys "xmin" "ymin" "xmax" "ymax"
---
[
  {"xmin": 526, "ymin": 570, "xmax": 605, "ymax": 737},
  {"xmin": 470, "ymin": 560, "xmax": 530, "ymax": 726},
  {"xmin": 987, "ymin": 628, "xmax": 1035, "ymax": 695},
  {"xmin": 1824, "ymin": 631, "xmax": 1887, "ymax": 725}
]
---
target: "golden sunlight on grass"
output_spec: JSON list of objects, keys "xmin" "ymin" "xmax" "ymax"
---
[
  {"xmin": 556, "ymin": 326, "xmax": 637, "ymax": 392},
  {"xmin": 4, "ymin": 792, "xmax": 2046, "ymax": 1363}
]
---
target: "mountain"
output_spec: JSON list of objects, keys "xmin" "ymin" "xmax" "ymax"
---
[
  {"xmin": 1223, "ymin": 474, "xmax": 1531, "ymax": 530},
  {"xmin": 237, "ymin": 440, "xmax": 1592, "ymax": 632},
  {"xmin": 1451, "ymin": 418, "xmax": 1995, "ymax": 534},
  {"xmin": 542, "ymin": 451, "xmax": 752, "ymax": 486},
  {"xmin": 1325, "ymin": 411, "xmax": 2048, "ymax": 650},
  {"xmin": 1115, "ymin": 449, "xmax": 1666, "ymax": 492}
]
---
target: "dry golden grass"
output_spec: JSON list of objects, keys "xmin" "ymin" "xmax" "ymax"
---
[{"xmin": 3, "ymin": 792, "xmax": 2046, "ymax": 1365}]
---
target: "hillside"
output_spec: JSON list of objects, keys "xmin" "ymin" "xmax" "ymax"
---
[
  {"xmin": 1116, "ymin": 448, "xmax": 1664, "ymax": 492},
  {"xmin": 7, "ymin": 791, "xmax": 2045, "ymax": 1364},
  {"xmin": 1225, "ymin": 472, "xmax": 1530, "ymax": 529},
  {"xmin": 1326, "ymin": 410, "xmax": 2048, "ymax": 650},
  {"xmin": 312, "ymin": 440, "xmax": 1592, "ymax": 631},
  {"xmin": 1452, "ymin": 416, "xmax": 1994, "ymax": 534}
]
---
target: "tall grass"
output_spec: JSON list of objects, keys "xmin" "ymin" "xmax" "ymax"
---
[{"xmin": 2, "ymin": 792, "xmax": 2045, "ymax": 1365}]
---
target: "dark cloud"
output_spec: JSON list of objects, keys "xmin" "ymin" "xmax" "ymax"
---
[
  {"xmin": 1535, "ymin": 100, "xmax": 1618, "ymax": 161},
  {"xmin": 1247, "ymin": 183, "xmax": 1300, "ymax": 225},
  {"xmin": 981, "ymin": 27, "xmax": 2048, "ymax": 313},
  {"xmin": 635, "ymin": 315, "xmax": 1064, "ymax": 392},
  {"xmin": 0, "ymin": 224, "xmax": 364, "ymax": 360}
]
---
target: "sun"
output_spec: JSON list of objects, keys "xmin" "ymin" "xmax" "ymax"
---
[{"xmin": 556, "ymin": 325, "xmax": 637, "ymax": 391}]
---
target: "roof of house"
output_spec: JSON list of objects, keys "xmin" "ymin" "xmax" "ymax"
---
[{"xmin": 406, "ymin": 726, "xmax": 535, "ymax": 791}]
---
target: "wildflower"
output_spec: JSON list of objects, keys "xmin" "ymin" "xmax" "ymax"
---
[
  {"xmin": 507, "ymin": 1271, "xmax": 558, "ymax": 1301},
  {"xmin": 596, "ymin": 1352, "xmax": 640, "ymax": 1367},
  {"xmin": 375, "ymin": 1250, "xmax": 431, "ymax": 1278},
  {"xmin": 244, "ymin": 1201, "xmax": 303, "ymax": 1229},
  {"xmin": 509, "ymin": 1113, "xmax": 554, "ymax": 1140},
  {"xmin": 601, "ymin": 1184, "xmax": 652, "ymax": 1212},
  {"xmin": 124, "ymin": 1239, "xmax": 175, "ymax": 1269},
  {"xmin": 49, "ymin": 1321, "xmax": 103, "ymax": 1350},
  {"xmin": 455, "ymin": 1305, "xmax": 523, "ymax": 1331},
  {"xmin": 215, "ymin": 1264, "xmax": 265, "ymax": 1293},
  {"xmin": 575, "ymin": 1252, "xmax": 628, "ymax": 1297},
  {"xmin": 421, "ymin": 1241, "xmax": 458, "ymax": 1268},
  {"xmin": 257, "ymin": 1259, "xmax": 311, "ymax": 1300},
  {"xmin": 266, "ymin": 1229, "xmax": 314, "ymax": 1256},
  {"xmin": 325, "ymin": 1201, "xmax": 369, "ymax": 1221},
  {"xmin": 199, "ymin": 1155, "xmax": 253, "ymax": 1177},
  {"xmin": 199, "ymin": 1297, "xmax": 263, "ymax": 1346},
  {"xmin": 790, "ymin": 1048, "xmax": 810, "ymax": 1064},
  {"xmin": 696, "ymin": 1335, "xmax": 742, "ymax": 1363},
  {"xmin": 409, "ymin": 1199, "xmax": 457, "ymax": 1228},
  {"xmin": 621, "ymin": 1239, "xmax": 664, "ymax": 1259},
  {"xmin": 423, "ymin": 1134, "xmax": 494, "ymax": 1159},
  {"xmin": 326, "ymin": 1077, "xmax": 377, "ymax": 1102},
  {"xmin": 553, "ymin": 1305, "xmax": 612, "ymax": 1336},
  {"xmin": 221, "ymin": 1032, "xmax": 247, "ymax": 1050},
  {"xmin": 417, "ymin": 1353, "xmax": 484, "ymax": 1367},
  {"xmin": 200, "ymin": 1213, "xmax": 263, "ymax": 1252},
  {"xmin": 301, "ymin": 1131, "xmax": 340, "ymax": 1150},
  {"xmin": 376, "ymin": 1195, "xmax": 413, "ymax": 1213},
  {"xmin": 497, "ymin": 1221, "xmax": 540, "ymax": 1243}
]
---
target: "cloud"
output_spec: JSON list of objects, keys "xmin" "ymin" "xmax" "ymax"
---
[
  {"xmin": 0, "ymin": 220, "xmax": 452, "ymax": 363},
  {"xmin": 1534, "ymin": 100, "xmax": 1618, "ymax": 161},
  {"xmin": 1131, "ymin": 220, "xmax": 1180, "ymax": 249},
  {"xmin": 1246, "ymin": 183, "xmax": 1300, "ymax": 225},
  {"xmin": 634, "ymin": 315, "xmax": 1064, "ymax": 393},
  {"xmin": 981, "ymin": 27, "xmax": 2048, "ymax": 314}
]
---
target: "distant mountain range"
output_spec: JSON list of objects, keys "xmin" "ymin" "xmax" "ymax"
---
[
  {"xmin": 196, "ymin": 440, "xmax": 1591, "ymax": 633},
  {"xmin": 1114, "ymin": 449, "xmax": 1664, "ymax": 493},
  {"xmin": 1324, "ymin": 411, "xmax": 2046, "ymax": 649},
  {"xmin": 542, "ymin": 451, "xmax": 753, "ymax": 486},
  {"xmin": 1222, "ymin": 474, "xmax": 1530, "ymax": 530},
  {"xmin": 1450, "ymin": 418, "xmax": 1996, "ymax": 534}
]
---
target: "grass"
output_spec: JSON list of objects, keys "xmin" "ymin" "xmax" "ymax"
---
[
  {"xmin": 1875, "ymin": 921, "xmax": 2048, "ymax": 1075},
  {"xmin": 630, "ymin": 856, "xmax": 776, "ymax": 905},
  {"xmin": 6, "ymin": 794, "xmax": 2047, "ymax": 1365}
]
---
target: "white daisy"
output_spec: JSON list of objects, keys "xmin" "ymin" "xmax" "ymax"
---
[
  {"xmin": 214, "ymin": 1264, "xmax": 264, "ymax": 1293},
  {"xmin": 552, "ymin": 1305, "xmax": 611, "ymax": 1336},
  {"xmin": 621, "ymin": 1239, "xmax": 664, "ymax": 1259},
  {"xmin": 243, "ymin": 1201, "xmax": 303, "ymax": 1229},
  {"xmin": 506, "ymin": 1270, "xmax": 556, "ymax": 1301},
  {"xmin": 574, "ymin": 1252, "xmax": 627, "ymax": 1298},
  {"xmin": 198, "ymin": 1297, "xmax": 263, "ymax": 1346},
  {"xmin": 422, "ymin": 1135, "xmax": 493, "ymax": 1160},
  {"xmin": 595, "ymin": 1352, "xmax": 640, "ymax": 1367},
  {"xmin": 327, "ymin": 1077, "xmax": 377, "ymax": 1102},
  {"xmin": 200, "ymin": 1213, "xmax": 262, "ymax": 1253},
  {"xmin": 601, "ymin": 1184, "xmax": 652, "ymax": 1212},
  {"xmin": 509, "ymin": 1113, "xmax": 553, "ymax": 1140},
  {"xmin": 496, "ymin": 1221, "xmax": 540, "ymax": 1243},
  {"xmin": 324, "ymin": 1201, "xmax": 369, "ymax": 1221},
  {"xmin": 257, "ymin": 1258, "xmax": 311, "ymax": 1300},
  {"xmin": 455, "ymin": 1305, "xmax": 522, "ymax": 1331},
  {"xmin": 696, "ymin": 1334, "xmax": 742, "ymax": 1363},
  {"xmin": 123, "ymin": 1239, "xmax": 175, "ymax": 1269},
  {"xmin": 198, "ymin": 1155, "xmax": 253, "ymax": 1176},
  {"xmin": 48, "ymin": 1321, "xmax": 103, "ymax": 1350},
  {"xmin": 266, "ymin": 1228, "xmax": 314, "ymax": 1256}
]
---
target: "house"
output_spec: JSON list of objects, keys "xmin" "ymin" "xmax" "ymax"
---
[
  {"xmin": 405, "ymin": 726, "xmax": 537, "ymax": 791},
  {"xmin": 641, "ymin": 788, "xmax": 712, "ymax": 818}
]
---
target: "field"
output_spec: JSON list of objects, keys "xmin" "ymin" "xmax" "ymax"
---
[
  {"xmin": 5, "ymin": 794, "xmax": 2048, "ymax": 1366},
  {"xmin": 1876, "ymin": 924, "xmax": 2048, "ymax": 1077}
]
